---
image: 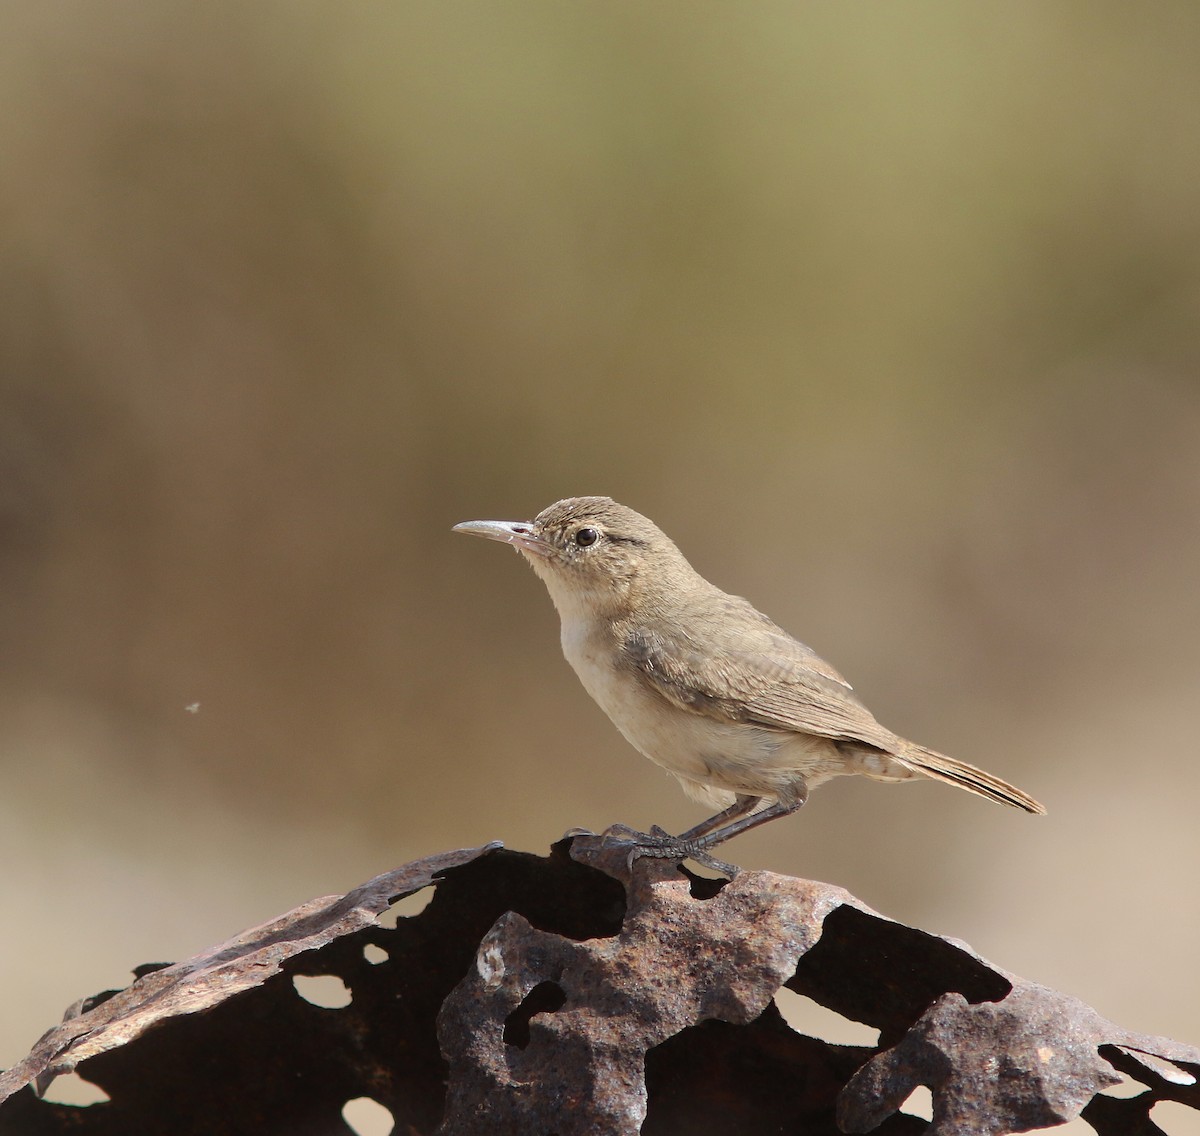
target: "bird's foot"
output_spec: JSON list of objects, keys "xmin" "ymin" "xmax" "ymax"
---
[{"xmin": 598, "ymin": 823, "xmax": 739, "ymax": 878}]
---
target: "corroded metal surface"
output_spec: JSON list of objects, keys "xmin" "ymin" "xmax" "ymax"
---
[
  {"xmin": 839, "ymin": 984, "xmax": 1200, "ymax": 1134},
  {"xmin": 437, "ymin": 848, "xmax": 844, "ymax": 1134},
  {"xmin": 1, "ymin": 836, "xmax": 1197, "ymax": 1135},
  {"xmin": 0, "ymin": 842, "xmax": 504, "ymax": 1106}
]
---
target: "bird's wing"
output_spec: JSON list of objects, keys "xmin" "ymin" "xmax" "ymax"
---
[{"xmin": 623, "ymin": 621, "xmax": 902, "ymax": 751}]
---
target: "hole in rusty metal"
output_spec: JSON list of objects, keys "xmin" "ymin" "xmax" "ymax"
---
[
  {"xmin": 1151, "ymin": 1100, "xmax": 1198, "ymax": 1134},
  {"xmin": 292, "ymin": 974, "xmax": 352, "ymax": 1008},
  {"xmin": 377, "ymin": 886, "xmax": 434, "ymax": 927},
  {"xmin": 342, "ymin": 1095, "xmax": 395, "ymax": 1135},
  {"xmin": 1056, "ymin": 1118, "xmax": 1108, "ymax": 1133},
  {"xmin": 678, "ymin": 864, "xmax": 729, "ymax": 900},
  {"xmin": 1098, "ymin": 1073, "xmax": 1148, "ymax": 1099},
  {"xmin": 787, "ymin": 902, "xmax": 1012, "ymax": 1035},
  {"xmin": 362, "ymin": 943, "xmax": 389, "ymax": 965},
  {"xmin": 773, "ymin": 988, "xmax": 878, "ymax": 1047},
  {"xmin": 38, "ymin": 1071, "xmax": 110, "ymax": 1107},
  {"xmin": 899, "ymin": 1084, "xmax": 933, "ymax": 1121},
  {"xmin": 503, "ymin": 981, "xmax": 567, "ymax": 1049},
  {"xmin": 644, "ymin": 1011, "xmax": 852, "ymax": 1131}
]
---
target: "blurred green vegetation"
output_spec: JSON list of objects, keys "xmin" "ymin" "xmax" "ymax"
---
[{"xmin": 2, "ymin": 2, "xmax": 1199, "ymax": 1095}]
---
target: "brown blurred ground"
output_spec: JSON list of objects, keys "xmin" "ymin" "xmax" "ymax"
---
[{"xmin": 2, "ymin": 2, "xmax": 1199, "ymax": 1112}]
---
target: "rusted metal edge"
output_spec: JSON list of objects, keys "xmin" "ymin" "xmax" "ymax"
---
[{"xmin": 0, "ymin": 842, "xmax": 503, "ymax": 1105}]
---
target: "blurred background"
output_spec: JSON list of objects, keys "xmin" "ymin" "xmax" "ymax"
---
[{"xmin": 2, "ymin": 2, "xmax": 1199, "ymax": 1127}]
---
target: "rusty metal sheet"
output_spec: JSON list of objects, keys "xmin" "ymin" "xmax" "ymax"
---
[
  {"xmin": 0, "ymin": 843, "xmax": 502, "ymax": 1106},
  {"xmin": 1, "ymin": 835, "xmax": 1197, "ymax": 1136}
]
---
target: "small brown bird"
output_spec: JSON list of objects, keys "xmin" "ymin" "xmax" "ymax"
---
[{"xmin": 454, "ymin": 496, "xmax": 1044, "ymax": 872}]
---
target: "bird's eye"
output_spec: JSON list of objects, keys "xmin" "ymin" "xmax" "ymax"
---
[{"xmin": 574, "ymin": 527, "xmax": 599, "ymax": 547}]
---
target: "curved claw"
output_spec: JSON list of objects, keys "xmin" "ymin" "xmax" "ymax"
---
[{"xmin": 677, "ymin": 845, "xmax": 739, "ymax": 878}]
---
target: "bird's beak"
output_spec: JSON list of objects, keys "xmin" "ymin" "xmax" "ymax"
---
[{"xmin": 452, "ymin": 519, "xmax": 551, "ymax": 558}]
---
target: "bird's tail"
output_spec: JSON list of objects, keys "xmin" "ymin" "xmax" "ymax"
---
[{"xmin": 897, "ymin": 744, "xmax": 1046, "ymax": 814}]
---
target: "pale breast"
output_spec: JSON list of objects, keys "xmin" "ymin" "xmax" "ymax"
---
[{"xmin": 559, "ymin": 620, "xmax": 848, "ymax": 798}]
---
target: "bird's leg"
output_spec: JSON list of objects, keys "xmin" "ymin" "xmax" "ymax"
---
[
  {"xmin": 599, "ymin": 822, "xmax": 741, "ymax": 877},
  {"xmin": 635, "ymin": 838, "xmax": 740, "ymax": 878},
  {"xmin": 685, "ymin": 786, "xmax": 809, "ymax": 850},
  {"xmin": 662, "ymin": 795, "xmax": 763, "ymax": 843},
  {"xmin": 600, "ymin": 796, "xmax": 757, "ymax": 854},
  {"xmin": 631, "ymin": 797, "xmax": 763, "ymax": 876},
  {"xmin": 599, "ymin": 789, "xmax": 808, "ymax": 877},
  {"xmin": 601, "ymin": 795, "xmax": 778, "ymax": 877}
]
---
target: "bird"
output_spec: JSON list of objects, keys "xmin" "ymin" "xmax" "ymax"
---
[{"xmin": 454, "ymin": 496, "xmax": 1044, "ymax": 873}]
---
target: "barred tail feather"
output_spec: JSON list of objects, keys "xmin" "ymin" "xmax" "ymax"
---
[{"xmin": 898, "ymin": 745, "xmax": 1046, "ymax": 814}]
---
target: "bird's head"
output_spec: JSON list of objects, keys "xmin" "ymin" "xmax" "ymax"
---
[{"xmin": 453, "ymin": 496, "xmax": 697, "ymax": 622}]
